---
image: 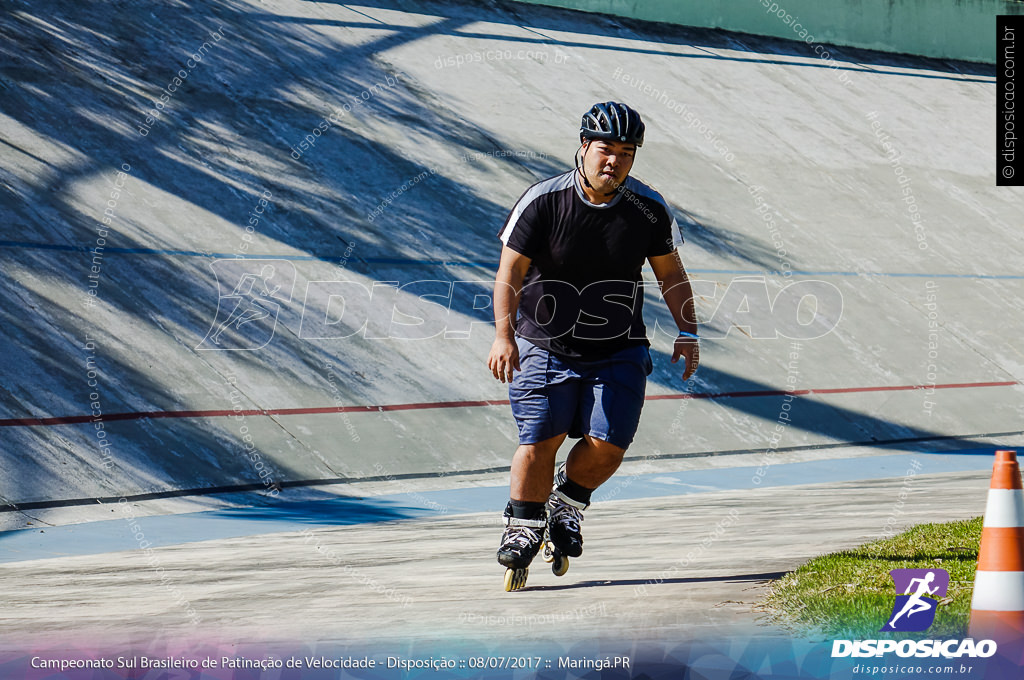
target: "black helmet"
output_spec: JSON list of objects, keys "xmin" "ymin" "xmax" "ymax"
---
[{"xmin": 580, "ymin": 101, "xmax": 645, "ymax": 148}]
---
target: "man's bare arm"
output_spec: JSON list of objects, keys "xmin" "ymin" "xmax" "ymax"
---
[
  {"xmin": 487, "ymin": 246, "xmax": 532, "ymax": 383},
  {"xmin": 649, "ymin": 250, "xmax": 699, "ymax": 381}
]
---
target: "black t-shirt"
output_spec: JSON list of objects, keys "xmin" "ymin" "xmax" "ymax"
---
[{"xmin": 497, "ymin": 169, "xmax": 682, "ymax": 360}]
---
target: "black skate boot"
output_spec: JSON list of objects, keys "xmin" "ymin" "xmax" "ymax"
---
[
  {"xmin": 497, "ymin": 503, "xmax": 546, "ymax": 591},
  {"xmin": 546, "ymin": 466, "xmax": 588, "ymax": 560}
]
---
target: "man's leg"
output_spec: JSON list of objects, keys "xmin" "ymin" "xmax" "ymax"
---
[
  {"xmin": 547, "ymin": 345, "xmax": 649, "ymax": 557},
  {"xmin": 510, "ymin": 433, "xmax": 569, "ymax": 503},
  {"xmin": 564, "ymin": 434, "xmax": 626, "ymax": 490},
  {"xmin": 544, "ymin": 435, "xmax": 626, "ymax": 559},
  {"xmin": 498, "ymin": 434, "xmax": 568, "ymax": 574},
  {"xmin": 499, "ymin": 337, "xmax": 579, "ymax": 578}
]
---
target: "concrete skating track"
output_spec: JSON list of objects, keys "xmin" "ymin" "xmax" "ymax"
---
[{"xmin": 1, "ymin": 0, "xmax": 1022, "ymax": 655}]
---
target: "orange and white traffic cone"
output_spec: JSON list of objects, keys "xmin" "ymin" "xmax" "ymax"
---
[{"xmin": 968, "ymin": 449, "xmax": 1024, "ymax": 644}]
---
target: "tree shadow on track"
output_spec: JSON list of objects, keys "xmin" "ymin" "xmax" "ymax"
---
[
  {"xmin": 0, "ymin": 0, "xmax": 541, "ymax": 509},
  {"xmin": 0, "ymin": 0, "xmax": 799, "ymax": 511},
  {"xmin": 201, "ymin": 494, "xmax": 443, "ymax": 527}
]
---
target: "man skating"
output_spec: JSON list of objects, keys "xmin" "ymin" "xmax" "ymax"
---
[{"xmin": 487, "ymin": 101, "xmax": 700, "ymax": 591}]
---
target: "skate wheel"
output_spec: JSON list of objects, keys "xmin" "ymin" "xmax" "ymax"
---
[
  {"xmin": 541, "ymin": 542, "xmax": 555, "ymax": 563},
  {"xmin": 503, "ymin": 567, "xmax": 529, "ymax": 592},
  {"xmin": 551, "ymin": 553, "xmax": 569, "ymax": 577}
]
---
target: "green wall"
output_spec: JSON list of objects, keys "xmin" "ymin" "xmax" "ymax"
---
[{"xmin": 514, "ymin": 0, "xmax": 1021, "ymax": 63}]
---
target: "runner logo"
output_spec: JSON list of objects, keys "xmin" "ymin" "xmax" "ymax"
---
[
  {"xmin": 197, "ymin": 259, "xmax": 295, "ymax": 351},
  {"xmin": 880, "ymin": 568, "xmax": 949, "ymax": 632}
]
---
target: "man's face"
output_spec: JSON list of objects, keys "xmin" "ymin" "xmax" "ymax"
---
[{"xmin": 581, "ymin": 139, "xmax": 636, "ymax": 192}]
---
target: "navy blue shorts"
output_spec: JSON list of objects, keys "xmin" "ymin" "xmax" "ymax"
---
[{"xmin": 508, "ymin": 337, "xmax": 653, "ymax": 450}]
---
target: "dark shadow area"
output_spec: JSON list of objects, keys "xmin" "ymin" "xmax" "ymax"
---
[
  {"xmin": 861, "ymin": 553, "xmax": 977, "ymax": 563},
  {"xmin": 524, "ymin": 570, "xmax": 788, "ymax": 592},
  {"xmin": 0, "ymin": 0, "xmax": 538, "ymax": 510},
  {"xmin": 0, "ymin": 492, "xmax": 426, "ymax": 540},
  {"xmin": 203, "ymin": 494, "xmax": 441, "ymax": 526}
]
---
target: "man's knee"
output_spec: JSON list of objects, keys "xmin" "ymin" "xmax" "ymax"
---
[
  {"xmin": 519, "ymin": 433, "xmax": 568, "ymax": 457},
  {"xmin": 583, "ymin": 434, "xmax": 626, "ymax": 456}
]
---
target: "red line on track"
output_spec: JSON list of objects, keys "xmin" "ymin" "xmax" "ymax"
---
[
  {"xmin": 645, "ymin": 380, "xmax": 1019, "ymax": 401},
  {"xmin": 0, "ymin": 381, "xmax": 1016, "ymax": 429}
]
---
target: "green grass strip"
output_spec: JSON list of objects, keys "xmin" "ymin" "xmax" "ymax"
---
[{"xmin": 760, "ymin": 517, "xmax": 982, "ymax": 639}]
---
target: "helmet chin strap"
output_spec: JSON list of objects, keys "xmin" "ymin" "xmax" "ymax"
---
[{"xmin": 575, "ymin": 142, "xmax": 619, "ymax": 197}]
